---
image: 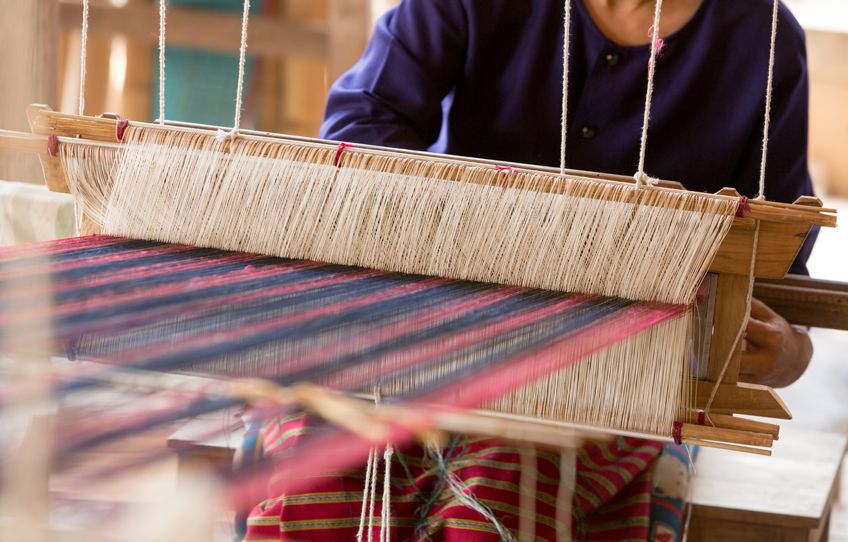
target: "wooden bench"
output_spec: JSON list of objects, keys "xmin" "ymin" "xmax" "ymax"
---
[{"xmin": 689, "ymin": 426, "xmax": 847, "ymax": 542}]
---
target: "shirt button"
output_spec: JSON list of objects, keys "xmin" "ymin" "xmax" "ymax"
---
[
  {"xmin": 605, "ymin": 53, "xmax": 620, "ymax": 66},
  {"xmin": 581, "ymin": 125, "xmax": 597, "ymax": 139}
]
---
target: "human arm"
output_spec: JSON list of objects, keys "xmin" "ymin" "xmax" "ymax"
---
[{"xmin": 319, "ymin": 0, "xmax": 468, "ymax": 150}]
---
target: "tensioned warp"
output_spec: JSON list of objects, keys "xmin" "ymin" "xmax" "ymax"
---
[{"xmin": 0, "ymin": 235, "xmax": 686, "ymax": 415}]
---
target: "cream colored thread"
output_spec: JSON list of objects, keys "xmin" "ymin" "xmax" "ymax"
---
[
  {"xmin": 635, "ymin": 0, "xmax": 664, "ymax": 187},
  {"xmin": 560, "ymin": 0, "xmax": 573, "ymax": 174},
  {"xmin": 78, "ymin": 0, "xmax": 90, "ymax": 116},
  {"xmin": 159, "ymin": 0, "xmax": 167, "ymax": 125},
  {"xmin": 357, "ymin": 447, "xmax": 377, "ymax": 542},
  {"xmin": 380, "ymin": 444, "xmax": 394, "ymax": 542},
  {"xmin": 758, "ymin": 0, "xmax": 780, "ymax": 201},
  {"xmin": 217, "ymin": 0, "xmax": 251, "ymax": 142}
]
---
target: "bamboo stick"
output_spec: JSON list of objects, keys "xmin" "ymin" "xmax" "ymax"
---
[
  {"xmin": 681, "ymin": 438, "xmax": 772, "ymax": 456},
  {"xmin": 681, "ymin": 411, "xmax": 780, "ymax": 440},
  {"xmin": 679, "ymin": 423, "xmax": 772, "ymax": 448}
]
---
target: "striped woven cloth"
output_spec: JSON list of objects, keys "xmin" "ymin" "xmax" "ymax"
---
[{"xmin": 243, "ymin": 412, "xmax": 687, "ymax": 542}]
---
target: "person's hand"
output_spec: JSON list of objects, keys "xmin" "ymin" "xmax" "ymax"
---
[{"xmin": 739, "ymin": 298, "xmax": 813, "ymax": 388}]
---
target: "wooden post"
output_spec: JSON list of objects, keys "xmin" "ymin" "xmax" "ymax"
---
[
  {"xmin": 0, "ymin": 0, "xmax": 58, "ymax": 185},
  {"xmin": 327, "ymin": 0, "xmax": 371, "ymax": 83},
  {"xmin": 708, "ymin": 273, "xmax": 751, "ymax": 385}
]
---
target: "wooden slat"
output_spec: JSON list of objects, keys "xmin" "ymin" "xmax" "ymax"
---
[
  {"xmin": 708, "ymin": 274, "xmax": 750, "ymax": 384},
  {"xmin": 695, "ymin": 382, "xmax": 792, "ymax": 419},
  {"xmin": 709, "ymin": 220, "xmax": 813, "ymax": 278},
  {"xmin": 58, "ymin": 1, "xmax": 329, "ymax": 60},
  {"xmin": 680, "ymin": 411, "xmax": 780, "ymax": 440},
  {"xmin": 753, "ymin": 275, "xmax": 848, "ymax": 330}
]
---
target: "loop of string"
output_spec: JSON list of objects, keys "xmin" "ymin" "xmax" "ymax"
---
[
  {"xmin": 635, "ymin": 0, "xmax": 664, "ymax": 188},
  {"xmin": 757, "ymin": 0, "xmax": 780, "ymax": 201},
  {"xmin": 159, "ymin": 0, "xmax": 167, "ymax": 125},
  {"xmin": 78, "ymin": 0, "xmax": 90, "ymax": 116},
  {"xmin": 217, "ymin": 0, "xmax": 251, "ymax": 143},
  {"xmin": 560, "ymin": 0, "xmax": 572, "ymax": 175}
]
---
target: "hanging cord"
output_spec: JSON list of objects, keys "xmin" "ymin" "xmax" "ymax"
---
[
  {"xmin": 559, "ymin": 0, "xmax": 573, "ymax": 175},
  {"xmin": 158, "ymin": 0, "xmax": 167, "ymax": 124},
  {"xmin": 757, "ymin": 0, "xmax": 780, "ymax": 201},
  {"xmin": 635, "ymin": 0, "xmax": 664, "ymax": 187},
  {"xmin": 217, "ymin": 0, "xmax": 251, "ymax": 142},
  {"xmin": 358, "ymin": 447, "xmax": 378, "ymax": 542},
  {"xmin": 78, "ymin": 0, "xmax": 90, "ymax": 116},
  {"xmin": 380, "ymin": 444, "xmax": 394, "ymax": 542},
  {"xmin": 703, "ymin": 0, "xmax": 780, "ymax": 419}
]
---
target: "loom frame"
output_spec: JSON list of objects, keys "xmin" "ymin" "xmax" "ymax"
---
[{"xmin": 0, "ymin": 103, "xmax": 839, "ymax": 455}]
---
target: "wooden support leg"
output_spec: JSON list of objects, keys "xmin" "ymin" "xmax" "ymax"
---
[{"xmin": 708, "ymin": 273, "xmax": 751, "ymax": 385}]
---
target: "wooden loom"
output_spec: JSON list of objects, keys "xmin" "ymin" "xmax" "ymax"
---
[{"xmin": 0, "ymin": 103, "xmax": 840, "ymax": 457}]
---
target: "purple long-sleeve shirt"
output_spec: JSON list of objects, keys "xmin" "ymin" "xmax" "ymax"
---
[{"xmin": 321, "ymin": 0, "xmax": 817, "ymax": 273}]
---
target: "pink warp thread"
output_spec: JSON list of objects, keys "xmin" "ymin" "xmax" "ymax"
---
[
  {"xmin": 736, "ymin": 196, "xmax": 750, "ymax": 218},
  {"xmin": 117, "ymin": 120, "xmax": 129, "ymax": 142},
  {"xmin": 47, "ymin": 134, "xmax": 59, "ymax": 157},
  {"xmin": 334, "ymin": 143, "xmax": 357, "ymax": 167}
]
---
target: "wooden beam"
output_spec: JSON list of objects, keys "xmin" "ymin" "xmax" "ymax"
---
[
  {"xmin": 708, "ymin": 273, "xmax": 750, "ymax": 385},
  {"xmin": 709, "ymin": 220, "xmax": 813, "ymax": 278},
  {"xmin": 58, "ymin": 0, "xmax": 329, "ymax": 60},
  {"xmin": 754, "ymin": 274, "xmax": 848, "ymax": 330},
  {"xmin": 695, "ymin": 382, "xmax": 792, "ymax": 420}
]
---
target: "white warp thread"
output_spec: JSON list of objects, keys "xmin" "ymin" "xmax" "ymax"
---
[
  {"xmin": 358, "ymin": 447, "xmax": 377, "ymax": 542},
  {"xmin": 635, "ymin": 0, "xmax": 664, "ymax": 187},
  {"xmin": 218, "ymin": 0, "xmax": 251, "ymax": 142},
  {"xmin": 560, "ymin": 0, "xmax": 573, "ymax": 175},
  {"xmin": 758, "ymin": 0, "xmax": 780, "ymax": 201},
  {"xmin": 78, "ymin": 0, "xmax": 90, "ymax": 116},
  {"xmin": 159, "ymin": 0, "xmax": 167, "ymax": 124}
]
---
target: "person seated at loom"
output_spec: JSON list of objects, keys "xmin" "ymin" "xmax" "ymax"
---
[{"xmin": 243, "ymin": 1, "xmax": 816, "ymax": 540}]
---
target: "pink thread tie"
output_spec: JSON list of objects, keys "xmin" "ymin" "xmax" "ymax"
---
[
  {"xmin": 117, "ymin": 119, "xmax": 129, "ymax": 142},
  {"xmin": 496, "ymin": 165, "xmax": 517, "ymax": 187},
  {"xmin": 672, "ymin": 421, "xmax": 683, "ymax": 445},
  {"xmin": 47, "ymin": 134, "xmax": 59, "ymax": 157},
  {"xmin": 697, "ymin": 411, "xmax": 705, "ymax": 426},
  {"xmin": 334, "ymin": 143, "xmax": 357, "ymax": 167},
  {"xmin": 735, "ymin": 196, "xmax": 750, "ymax": 218}
]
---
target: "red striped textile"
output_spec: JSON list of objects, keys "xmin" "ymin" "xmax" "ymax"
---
[{"xmin": 245, "ymin": 413, "xmax": 662, "ymax": 542}]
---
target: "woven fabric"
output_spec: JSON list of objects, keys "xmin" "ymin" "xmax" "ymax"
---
[
  {"xmin": 0, "ymin": 180, "xmax": 75, "ymax": 246},
  {"xmin": 244, "ymin": 413, "xmax": 664, "ymax": 542}
]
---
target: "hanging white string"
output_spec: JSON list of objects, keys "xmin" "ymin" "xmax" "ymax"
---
[
  {"xmin": 560, "ymin": 0, "xmax": 573, "ymax": 175},
  {"xmin": 357, "ymin": 447, "xmax": 378, "ymax": 542},
  {"xmin": 158, "ymin": 0, "xmax": 167, "ymax": 125},
  {"xmin": 380, "ymin": 444, "xmax": 394, "ymax": 542},
  {"xmin": 757, "ymin": 0, "xmax": 780, "ymax": 201},
  {"xmin": 635, "ymin": 0, "xmax": 664, "ymax": 187},
  {"xmin": 78, "ymin": 0, "xmax": 90, "ymax": 116},
  {"xmin": 217, "ymin": 0, "xmax": 251, "ymax": 142}
]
